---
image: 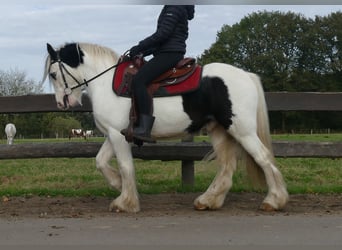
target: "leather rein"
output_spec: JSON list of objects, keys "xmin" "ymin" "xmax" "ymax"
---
[{"xmin": 50, "ymin": 53, "xmax": 123, "ymax": 107}]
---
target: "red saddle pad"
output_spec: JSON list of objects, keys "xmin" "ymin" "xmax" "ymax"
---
[{"xmin": 113, "ymin": 61, "xmax": 202, "ymax": 97}]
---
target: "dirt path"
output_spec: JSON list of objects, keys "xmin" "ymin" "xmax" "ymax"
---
[
  {"xmin": 1, "ymin": 193, "xmax": 341, "ymax": 218},
  {"xmin": 1, "ymin": 193, "xmax": 341, "ymax": 248}
]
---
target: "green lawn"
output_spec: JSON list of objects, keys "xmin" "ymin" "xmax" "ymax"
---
[
  {"xmin": 0, "ymin": 134, "xmax": 341, "ymax": 197},
  {"xmin": 271, "ymin": 133, "xmax": 342, "ymax": 142}
]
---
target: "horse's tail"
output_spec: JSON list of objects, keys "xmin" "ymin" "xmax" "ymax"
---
[{"xmin": 243, "ymin": 73, "xmax": 274, "ymax": 188}]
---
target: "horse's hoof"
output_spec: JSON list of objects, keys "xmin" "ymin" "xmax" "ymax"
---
[
  {"xmin": 109, "ymin": 200, "xmax": 140, "ymax": 213},
  {"xmin": 109, "ymin": 201, "xmax": 126, "ymax": 213},
  {"xmin": 260, "ymin": 202, "xmax": 276, "ymax": 212},
  {"xmin": 109, "ymin": 202, "xmax": 119, "ymax": 212},
  {"xmin": 194, "ymin": 200, "xmax": 209, "ymax": 211},
  {"xmin": 194, "ymin": 204, "xmax": 208, "ymax": 211},
  {"xmin": 109, "ymin": 205, "xmax": 121, "ymax": 213}
]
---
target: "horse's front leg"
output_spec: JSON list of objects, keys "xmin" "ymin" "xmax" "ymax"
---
[
  {"xmin": 96, "ymin": 138, "xmax": 122, "ymax": 191},
  {"xmin": 107, "ymin": 129, "xmax": 140, "ymax": 213}
]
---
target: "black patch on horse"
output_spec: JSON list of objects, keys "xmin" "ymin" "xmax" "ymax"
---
[
  {"xmin": 59, "ymin": 43, "xmax": 84, "ymax": 68},
  {"xmin": 182, "ymin": 76, "xmax": 233, "ymax": 133}
]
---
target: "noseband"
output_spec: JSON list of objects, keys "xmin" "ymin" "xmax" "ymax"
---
[{"xmin": 50, "ymin": 53, "xmax": 122, "ymax": 107}]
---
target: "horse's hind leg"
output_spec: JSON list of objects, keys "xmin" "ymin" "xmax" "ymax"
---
[
  {"xmin": 237, "ymin": 134, "xmax": 288, "ymax": 210},
  {"xmin": 194, "ymin": 122, "xmax": 237, "ymax": 210},
  {"xmin": 96, "ymin": 138, "xmax": 122, "ymax": 191}
]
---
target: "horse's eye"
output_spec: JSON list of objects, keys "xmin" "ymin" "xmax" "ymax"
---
[{"xmin": 50, "ymin": 72, "xmax": 57, "ymax": 80}]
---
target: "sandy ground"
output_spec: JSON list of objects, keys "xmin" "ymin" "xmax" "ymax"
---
[
  {"xmin": 1, "ymin": 192, "xmax": 341, "ymax": 218},
  {"xmin": 1, "ymin": 193, "xmax": 341, "ymax": 249}
]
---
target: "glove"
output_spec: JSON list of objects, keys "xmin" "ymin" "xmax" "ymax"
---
[{"xmin": 129, "ymin": 45, "xmax": 141, "ymax": 58}]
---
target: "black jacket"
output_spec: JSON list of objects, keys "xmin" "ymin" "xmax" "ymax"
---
[{"xmin": 131, "ymin": 5, "xmax": 195, "ymax": 56}]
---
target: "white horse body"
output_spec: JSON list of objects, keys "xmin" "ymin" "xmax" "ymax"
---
[
  {"xmin": 84, "ymin": 61, "xmax": 257, "ymax": 139},
  {"xmin": 85, "ymin": 62, "xmax": 191, "ymax": 139},
  {"xmin": 44, "ymin": 42, "xmax": 288, "ymax": 213},
  {"xmin": 5, "ymin": 123, "xmax": 16, "ymax": 145}
]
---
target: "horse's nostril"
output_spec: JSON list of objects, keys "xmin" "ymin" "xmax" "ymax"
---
[{"xmin": 57, "ymin": 102, "xmax": 64, "ymax": 109}]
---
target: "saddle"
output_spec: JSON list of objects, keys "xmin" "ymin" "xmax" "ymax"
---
[
  {"xmin": 114, "ymin": 55, "xmax": 199, "ymax": 97},
  {"xmin": 113, "ymin": 55, "xmax": 202, "ymax": 145}
]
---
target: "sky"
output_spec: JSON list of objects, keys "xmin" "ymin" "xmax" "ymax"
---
[{"xmin": 0, "ymin": 1, "xmax": 341, "ymax": 93}]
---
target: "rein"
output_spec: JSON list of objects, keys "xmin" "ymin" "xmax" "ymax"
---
[
  {"xmin": 50, "ymin": 49, "xmax": 130, "ymax": 107},
  {"xmin": 51, "ymin": 59, "xmax": 121, "ymax": 96}
]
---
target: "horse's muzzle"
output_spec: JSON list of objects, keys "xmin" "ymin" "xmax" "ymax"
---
[
  {"xmin": 56, "ymin": 95, "xmax": 70, "ymax": 110},
  {"xmin": 63, "ymin": 94, "xmax": 69, "ymax": 108}
]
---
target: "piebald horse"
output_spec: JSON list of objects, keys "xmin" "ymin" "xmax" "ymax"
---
[
  {"xmin": 69, "ymin": 128, "xmax": 86, "ymax": 140},
  {"xmin": 43, "ymin": 42, "xmax": 288, "ymax": 213}
]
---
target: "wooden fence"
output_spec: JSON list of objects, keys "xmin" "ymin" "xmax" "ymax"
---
[
  {"xmin": 1, "ymin": 93, "xmax": 342, "ymax": 185},
  {"xmin": 1, "ymin": 92, "xmax": 342, "ymax": 113}
]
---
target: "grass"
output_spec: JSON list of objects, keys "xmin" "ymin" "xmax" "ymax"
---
[
  {"xmin": 0, "ymin": 137, "xmax": 105, "ymax": 144},
  {"xmin": 276, "ymin": 158, "xmax": 342, "ymax": 193},
  {"xmin": 271, "ymin": 133, "xmax": 342, "ymax": 142},
  {"xmin": 0, "ymin": 134, "xmax": 341, "ymax": 197},
  {"xmin": 0, "ymin": 157, "xmax": 341, "ymax": 197}
]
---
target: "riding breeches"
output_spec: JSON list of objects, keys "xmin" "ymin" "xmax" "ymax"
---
[{"xmin": 131, "ymin": 52, "xmax": 184, "ymax": 115}]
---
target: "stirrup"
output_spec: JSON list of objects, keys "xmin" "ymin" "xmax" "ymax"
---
[{"xmin": 132, "ymin": 133, "xmax": 156, "ymax": 143}]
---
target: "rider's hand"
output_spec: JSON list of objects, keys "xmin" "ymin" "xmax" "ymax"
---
[{"xmin": 129, "ymin": 45, "xmax": 141, "ymax": 58}]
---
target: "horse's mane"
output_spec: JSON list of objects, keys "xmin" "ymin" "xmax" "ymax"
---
[
  {"xmin": 42, "ymin": 42, "xmax": 120, "ymax": 83},
  {"xmin": 77, "ymin": 42, "xmax": 120, "ymax": 63}
]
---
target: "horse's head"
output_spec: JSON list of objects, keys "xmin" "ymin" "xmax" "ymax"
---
[
  {"xmin": 7, "ymin": 135, "xmax": 14, "ymax": 145},
  {"xmin": 43, "ymin": 43, "xmax": 85, "ymax": 110}
]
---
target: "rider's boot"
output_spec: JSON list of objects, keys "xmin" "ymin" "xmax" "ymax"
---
[{"xmin": 132, "ymin": 114, "xmax": 156, "ymax": 143}]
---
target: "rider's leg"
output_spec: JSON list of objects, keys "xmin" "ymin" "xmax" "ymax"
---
[{"xmin": 131, "ymin": 52, "xmax": 183, "ymax": 142}]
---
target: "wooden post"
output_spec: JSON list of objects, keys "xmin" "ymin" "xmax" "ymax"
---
[{"xmin": 181, "ymin": 135, "xmax": 195, "ymax": 187}]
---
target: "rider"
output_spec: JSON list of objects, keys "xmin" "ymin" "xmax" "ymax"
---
[{"xmin": 126, "ymin": 5, "xmax": 195, "ymax": 143}]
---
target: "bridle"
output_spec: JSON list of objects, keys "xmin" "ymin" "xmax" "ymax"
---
[{"xmin": 49, "ymin": 52, "xmax": 124, "ymax": 107}]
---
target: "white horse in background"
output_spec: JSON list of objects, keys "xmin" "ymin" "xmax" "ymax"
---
[
  {"xmin": 43, "ymin": 42, "xmax": 288, "ymax": 213},
  {"xmin": 5, "ymin": 123, "xmax": 16, "ymax": 145},
  {"xmin": 85, "ymin": 130, "xmax": 94, "ymax": 138}
]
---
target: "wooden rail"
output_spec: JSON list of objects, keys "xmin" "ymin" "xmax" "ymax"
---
[
  {"xmin": 1, "ymin": 92, "xmax": 341, "ymax": 185},
  {"xmin": 0, "ymin": 92, "xmax": 342, "ymax": 113},
  {"xmin": 1, "ymin": 141, "xmax": 342, "ymax": 160}
]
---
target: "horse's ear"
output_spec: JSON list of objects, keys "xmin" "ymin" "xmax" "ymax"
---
[{"xmin": 47, "ymin": 43, "xmax": 58, "ymax": 61}]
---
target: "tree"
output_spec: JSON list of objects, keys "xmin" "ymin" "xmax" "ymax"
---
[
  {"xmin": 12, "ymin": 113, "xmax": 45, "ymax": 138},
  {"xmin": 0, "ymin": 68, "xmax": 44, "ymax": 96},
  {"xmin": 0, "ymin": 68, "xmax": 45, "ymax": 138},
  {"xmin": 316, "ymin": 12, "xmax": 342, "ymax": 91},
  {"xmin": 50, "ymin": 116, "xmax": 81, "ymax": 138},
  {"xmin": 198, "ymin": 11, "xmax": 312, "ymax": 91},
  {"xmin": 197, "ymin": 11, "xmax": 342, "ymax": 131}
]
